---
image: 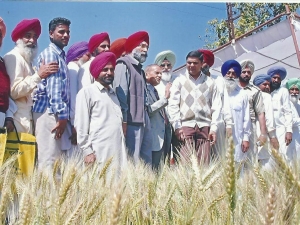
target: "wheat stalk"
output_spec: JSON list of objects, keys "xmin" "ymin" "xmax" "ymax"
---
[{"xmin": 264, "ymin": 184, "xmax": 276, "ymax": 225}]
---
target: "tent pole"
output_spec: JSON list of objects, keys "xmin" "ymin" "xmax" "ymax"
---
[{"xmin": 286, "ymin": 5, "xmax": 300, "ymax": 67}]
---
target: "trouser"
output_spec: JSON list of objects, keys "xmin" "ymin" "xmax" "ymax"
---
[
  {"xmin": 126, "ymin": 112, "xmax": 152, "ymax": 165},
  {"xmin": 33, "ymin": 111, "xmax": 72, "ymax": 172},
  {"xmin": 152, "ymin": 128, "xmax": 171, "ymax": 170},
  {"xmin": 179, "ymin": 125, "xmax": 210, "ymax": 164}
]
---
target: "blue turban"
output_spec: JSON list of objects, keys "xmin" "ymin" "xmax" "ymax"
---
[
  {"xmin": 253, "ymin": 74, "xmax": 271, "ymax": 86},
  {"xmin": 221, "ymin": 60, "xmax": 242, "ymax": 77},
  {"xmin": 267, "ymin": 66, "xmax": 287, "ymax": 80}
]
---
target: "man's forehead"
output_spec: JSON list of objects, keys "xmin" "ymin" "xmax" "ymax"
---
[
  {"xmin": 162, "ymin": 59, "xmax": 171, "ymax": 63},
  {"xmin": 24, "ymin": 30, "xmax": 37, "ymax": 35},
  {"xmin": 242, "ymin": 67, "xmax": 251, "ymax": 71},
  {"xmin": 187, "ymin": 57, "xmax": 200, "ymax": 62}
]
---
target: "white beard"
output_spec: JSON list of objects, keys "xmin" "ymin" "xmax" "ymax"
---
[
  {"xmin": 225, "ymin": 78, "xmax": 238, "ymax": 94},
  {"xmin": 290, "ymin": 95, "xmax": 299, "ymax": 104},
  {"xmin": 161, "ymin": 72, "xmax": 172, "ymax": 82},
  {"xmin": 16, "ymin": 39, "xmax": 38, "ymax": 63}
]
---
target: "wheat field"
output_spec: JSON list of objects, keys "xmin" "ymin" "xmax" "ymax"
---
[{"xmin": 0, "ymin": 139, "xmax": 299, "ymax": 225}]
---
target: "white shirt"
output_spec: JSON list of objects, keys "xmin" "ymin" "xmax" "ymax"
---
[{"xmin": 77, "ymin": 57, "xmax": 95, "ymax": 92}]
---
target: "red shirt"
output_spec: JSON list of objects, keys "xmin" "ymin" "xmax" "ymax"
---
[{"xmin": 0, "ymin": 57, "xmax": 10, "ymax": 113}]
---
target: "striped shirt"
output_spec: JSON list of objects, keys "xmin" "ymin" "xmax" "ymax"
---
[{"xmin": 33, "ymin": 43, "xmax": 70, "ymax": 120}]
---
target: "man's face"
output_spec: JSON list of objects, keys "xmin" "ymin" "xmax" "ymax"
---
[
  {"xmin": 78, "ymin": 52, "xmax": 91, "ymax": 66},
  {"xmin": 146, "ymin": 65, "xmax": 162, "ymax": 86},
  {"xmin": 21, "ymin": 30, "xmax": 38, "ymax": 48},
  {"xmin": 225, "ymin": 68, "xmax": 238, "ymax": 79},
  {"xmin": 96, "ymin": 62, "xmax": 115, "ymax": 87},
  {"xmin": 239, "ymin": 67, "xmax": 252, "ymax": 83},
  {"xmin": 160, "ymin": 59, "xmax": 172, "ymax": 73},
  {"xmin": 259, "ymin": 80, "xmax": 271, "ymax": 93},
  {"xmin": 132, "ymin": 41, "xmax": 148, "ymax": 63},
  {"xmin": 289, "ymin": 86, "xmax": 299, "ymax": 96},
  {"xmin": 186, "ymin": 57, "xmax": 202, "ymax": 77},
  {"xmin": 95, "ymin": 39, "xmax": 110, "ymax": 55},
  {"xmin": 50, "ymin": 24, "xmax": 70, "ymax": 49},
  {"xmin": 271, "ymin": 74, "xmax": 282, "ymax": 90}
]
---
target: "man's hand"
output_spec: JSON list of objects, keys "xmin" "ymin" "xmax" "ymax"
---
[
  {"xmin": 51, "ymin": 119, "xmax": 68, "ymax": 139},
  {"xmin": 175, "ymin": 128, "xmax": 185, "ymax": 142},
  {"xmin": 270, "ymin": 137, "xmax": 279, "ymax": 150},
  {"xmin": 38, "ymin": 59, "xmax": 59, "ymax": 79},
  {"xmin": 165, "ymin": 82, "xmax": 172, "ymax": 99},
  {"xmin": 208, "ymin": 131, "xmax": 217, "ymax": 145},
  {"xmin": 226, "ymin": 127, "xmax": 232, "ymax": 138},
  {"xmin": 85, "ymin": 153, "xmax": 96, "ymax": 164},
  {"xmin": 122, "ymin": 122, "xmax": 127, "ymax": 136},
  {"xmin": 69, "ymin": 126, "xmax": 77, "ymax": 145},
  {"xmin": 4, "ymin": 119, "xmax": 14, "ymax": 132},
  {"xmin": 258, "ymin": 134, "xmax": 267, "ymax": 146},
  {"xmin": 285, "ymin": 132, "xmax": 292, "ymax": 146},
  {"xmin": 241, "ymin": 141, "xmax": 250, "ymax": 153}
]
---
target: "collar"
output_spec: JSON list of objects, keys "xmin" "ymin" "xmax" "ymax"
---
[
  {"xmin": 95, "ymin": 81, "xmax": 115, "ymax": 94},
  {"xmin": 185, "ymin": 70, "xmax": 204, "ymax": 81},
  {"xmin": 128, "ymin": 54, "xmax": 142, "ymax": 67},
  {"xmin": 49, "ymin": 43, "xmax": 65, "ymax": 59},
  {"xmin": 146, "ymin": 83, "xmax": 155, "ymax": 91}
]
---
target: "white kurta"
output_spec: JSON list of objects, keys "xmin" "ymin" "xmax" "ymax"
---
[
  {"xmin": 290, "ymin": 101, "xmax": 300, "ymax": 158},
  {"xmin": 271, "ymin": 87, "xmax": 293, "ymax": 160},
  {"xmin": 226, "ymin": 86, "xmax": 251, "ymax": 162},
  {"xmin": 74, "ymin": 82, "xmax": 127, "ymax": 169},
  {"xmin": 77, "ymin": 57, "xmax": 94, "ymax": 92}
]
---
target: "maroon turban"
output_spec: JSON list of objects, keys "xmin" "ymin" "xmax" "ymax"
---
[
  {"xmin": 88, "ymin": 32, "xmax": 110, "ymax": 53},
  {"xmin": 11, "ymin": 18, "xmax": 41, "ymax": 42},
  {"xmin": 90, "ymin": 52, "xmax": 116, "ymax": 79},
  {"xmin": 125, "ymin": 31, "xmax": 149, "ymax": 53},
  {"xmin": 198, "ymin": 49, "xmax": 214, "ymax": 67},
  {"xmin": 110, "ymin": 38, "xmax": 127, "ymax": 59},
  {"xmin": 0, "ymin": 17, "xmax": 6, "ymax": 38}
]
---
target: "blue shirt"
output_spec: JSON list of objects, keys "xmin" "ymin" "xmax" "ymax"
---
[{"xmin": 33, "ymin": 43, "xmax": 70, "ymax": 120}]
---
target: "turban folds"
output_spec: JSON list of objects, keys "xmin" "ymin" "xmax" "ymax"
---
[
  {"xmin": 0, "ymin": 17, "xmax": 6, "ymax": 38},
  {"xmin": 110, "ymin": 38, "xmax": 127, "ymax": 59},
  {"xmin": 286, "ymin": 78, "xmax": 300, "ymax": 90},
  {"xmin": 221, "ymin": 60, "xmax": 242, "ymax": 77},
  {"xmin": 90, "ymin": 52, "xmax": 116, "ymax": 79},
  {"xmin": 125, "ymin": 31, "xmax": 149, "ymax": 53},
  {"xmin": 11, "ymin": 18, "xmax": 41, "ymax": 42},
  {"xmin": 66, "ymin": 41, "xmax": 89, "ymax": 64},
  {"xmin": 88, "ymin": 32, "xmax": 110, "ymax": 53},
  {"xmin": 240, "ymin": 59, "xmax": 255, "ymax": 74},
  {"xmin": 267, "ymin": 66, "xmax": 287, "ymax": 80},
  {"xmin": 154, "ymin": 50, "xmax": 176, "ymax": 67},
  {"xmin": 198, "ymin": 49, "xmax": 214, "ymax": 67},
  {"xmin": 253, "ymin": 74, "xmax": 271, "ymax": 86}
]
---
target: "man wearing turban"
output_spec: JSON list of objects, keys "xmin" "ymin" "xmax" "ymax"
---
[
  {"xmin": 199, "ymin": 49, "xmax": 233, "ymax": 158},
  {"xmin": 113, "ymin": 31, "xmax": 152, "ymax": 165},
  {"xmin": 238, "ymin": 59, "xmax": 268, "ymax": 158},
  {"xmin": 32, "ymin": 17, "xmax": 72, "ymax": 171},
  {"xmin": 66, "ymin": 41, "xmax": 91, "ymax": 146},
  {"xmin": 74, "ymin": 52, "xmax": 127, "ymax": 170},
  {"xmin": 77, "ymin": 32, "xmax": 110, "ymax": 91},
  {"xmin": 285, "ymin": 78, "xmax": 300, "ymax": 156},
  {"xmin": 221, "ymin": 60, "xmax": 251, "ymax": 165},
  {"xmin": 253, "ymin": 74, "xmax": 279, "ymax": 170},
  {"xmin": 267, "ymin": 66, "xmax": 293, "ymax": 162},
  {"xmin": 4, "ymin": 18, "xmax": 59, "ymax": 134},
  {"xmin": 0, "ymin": 17, "xmax": 17, "ymax": 133},
  {"xmin": 168, "ymin": 50, "xmax": 222, "ymax": 164}
]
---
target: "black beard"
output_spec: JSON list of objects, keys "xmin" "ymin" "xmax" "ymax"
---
[
  {"xmin": 271, "ymin": 82, "xmax": 281, "ymax": 90},
  {"xmin": 100, "ymin": 76, "xmax": 114, "ymax": 86},
  {"xmin": 239, "ymin": 76, "xmax": 250, "ymax": 83}
]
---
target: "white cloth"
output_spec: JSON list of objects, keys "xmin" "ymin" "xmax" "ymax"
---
[
  {"xmin": 226, "ymin": 86, "xmax": 251, "ymax": 162},
  {"xmin": 74, "ymin": 82, "xmax": 127, "ymax": 169},
  {"xmin": 77, "ymin": 57, "xmax": 94, "ymax": 92},
  {"xmin": 0, "ymin": 97, "xmax": 18, "ymax": 127},
  {"xmin": 271, "ymin": 87, "xmax": 293, "ymax": 160},
  {"xmin": 67, "ymin": 62, "xmax": 80, "ymax": 125},
  {"xmin": 291, "ymin": 101, "xmax": 300, "ymax": 159}
]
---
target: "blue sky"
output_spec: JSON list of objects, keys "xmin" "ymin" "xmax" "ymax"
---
[{"xmin": 0, "ymin": 2, "xmax": 227, "ymax": 69}]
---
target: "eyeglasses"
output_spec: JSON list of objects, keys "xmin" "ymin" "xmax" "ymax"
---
[
  {"xmin": 99, "ymin": 44, "xmax": 110, "ymax": 49},
  {"xmin": 160, "ymin": 63, "xmax": 171, "ymax": 68}
]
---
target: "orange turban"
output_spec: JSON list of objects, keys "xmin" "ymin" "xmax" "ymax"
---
[
  {"xmin": 110, "ymin": 38, "xmax": 127, "ymax": 59},
  {"xmin": 198, "ymin": 49, "xmax": 214, "ymax": 67},
  {"xmin": 0, "ymin": 17, "xmax": 6, "ymax": 38},
  {"xmin": 88, "ymin": 32, "xmax": 110, "ymax": 53},
  {"xmin": 90, "ymin": 52, "xmax": 116, "ymax": 79},
  {"xmin": 125, "ymin": 31, "xmax": 149, "ymax": 53},
  {"xmin": 11, "ymin": 18, "xmax": 41, "ymax": 42}
]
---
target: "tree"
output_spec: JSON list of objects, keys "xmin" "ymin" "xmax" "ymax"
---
[{"xmin": 203, "ymin": 3, "xmax": 300, "ymax": 50}]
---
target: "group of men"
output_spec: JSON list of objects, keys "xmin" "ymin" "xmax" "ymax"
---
[{"xmin": 0, "ymin": 16, "xmax": 299, "ymax": 173}]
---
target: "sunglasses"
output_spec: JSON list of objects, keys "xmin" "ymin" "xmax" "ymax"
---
[{"xmin": 160, "ymin": 63, "xmax": 171, "ymax": 67}]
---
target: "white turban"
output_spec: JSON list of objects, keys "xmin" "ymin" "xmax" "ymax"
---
[
  {"xmin": 154, "ymin": 50, "xmax": 176, "ymax": 67},
  {"xmin": 240, "ymin": 59, "xmax": 255, "ymax": 74}
]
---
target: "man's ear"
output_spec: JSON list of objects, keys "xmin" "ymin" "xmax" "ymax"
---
[{"xmin": 49, "ymin": 30, "xmax": 54, "ymax": 39}]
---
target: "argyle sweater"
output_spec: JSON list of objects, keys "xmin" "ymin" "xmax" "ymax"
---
[{"xmin": 168, "ymin": 71, "xmax": 222, "ymax": 133}]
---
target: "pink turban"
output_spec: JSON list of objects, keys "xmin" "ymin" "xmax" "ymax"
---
[
  {"xmin": 125, "ymin": 31, "xmax": 149, "ymax": 53},
  {"xmin": 110, "ymin": 38, "xmax": 127, "ymax": 59},
  {"xmin": 90, "ymin": 52, "xmax": 116, "ymax": 79},
  {"xmin": 88, "ymin": 32, "xmax": 110, "ymax": 53},
  {"xmin": 11, "ymin": 18, "xmax": 41, "ymax": 42},
  {"xmin": 198, "ymin": 49, "xmax": 214, "ymax": 67},
  {"xmin": 0, "ymin": 17, "xmax": 6, "ymax": 38}
]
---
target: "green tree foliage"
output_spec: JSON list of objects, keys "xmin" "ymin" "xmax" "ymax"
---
[{"xmin": 204, "ymin": 3, "xmax": 300, "ymax": 49}]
